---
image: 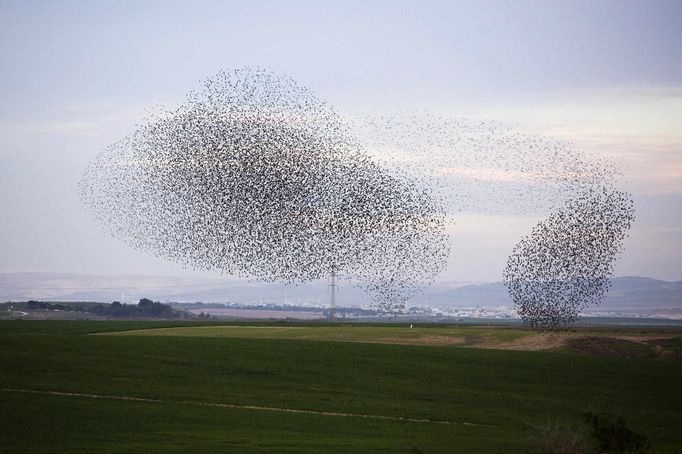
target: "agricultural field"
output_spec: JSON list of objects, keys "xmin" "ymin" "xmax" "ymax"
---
[
  {"xmin": 1, "ymin": 320, "xmax": 681, "ymax": 452},
  {"xmin": 105, "ymin": 323, "xmax": 682, "ymax": 354}
]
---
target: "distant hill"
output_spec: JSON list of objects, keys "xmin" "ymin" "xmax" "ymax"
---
[
  {"xmin": 430, "ymin": 277, "xmax": 682, "ymax": 314},
  {"xmin": 0, "ymin": 273, "xmax": 679, "ymax": 317}
]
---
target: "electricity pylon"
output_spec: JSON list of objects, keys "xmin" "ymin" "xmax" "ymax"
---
[{"xmin": 329, "ymin": 265, "xmax": 337, "ymax": 321}]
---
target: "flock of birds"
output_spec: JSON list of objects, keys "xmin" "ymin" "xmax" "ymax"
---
[
  {"xmin": 80, "ymin": 68, "xmax": 635, "ymax": 329},
  {"xmin": 349, "ymin": 112, "xmax": 635, "ymax": 329},
  {"xmin": 80, "ymin": 68, "xmax": 449, "ymax": 313},
  {"xmin": 503, "ymin": 188, "xmax": 634, "ymax": 330}
]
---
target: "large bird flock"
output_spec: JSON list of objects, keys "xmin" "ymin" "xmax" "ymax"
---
[
  {"xmin": 80, "ymin": 68, "xmax": 449, "ymax": 314},
  {"xmin": 80, "ymin": 68, "xmax": 634, "ymax": 328}
]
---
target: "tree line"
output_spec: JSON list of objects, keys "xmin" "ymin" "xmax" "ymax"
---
[{"xmin": 25, "ymin": 298, "xmax": 187, "ymax": 319}]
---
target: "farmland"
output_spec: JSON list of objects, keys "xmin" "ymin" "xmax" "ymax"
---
[{"xmin": 1, "ymin": 320, "xmax": 681, "ymax": 452}]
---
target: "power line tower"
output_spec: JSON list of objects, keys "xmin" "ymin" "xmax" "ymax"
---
[{"xmin": 328, "ymin": 264, "xmax": 337, "ymax": 321}]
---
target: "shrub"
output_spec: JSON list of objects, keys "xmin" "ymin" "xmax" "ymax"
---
[
  {"xmin": 583, "ymin": 411, "xmax": 649, "ymax": 453},
  {"xmin": 532, "ymin": 420, "xmax": 592, "ymax": 454}
]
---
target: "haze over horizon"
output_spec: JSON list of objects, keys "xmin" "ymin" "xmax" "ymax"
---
[
  {"xmin": 1, "ymin": 0, "xmax": 681, "ymax": 284},
  {"xmin": 1, "ymin": 272, "xmax": 679, "ymax": 316}
]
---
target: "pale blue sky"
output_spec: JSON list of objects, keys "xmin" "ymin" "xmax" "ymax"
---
[
  {"xmin": 2, "ymin": 1, "xmax": 681, "ymax": 111},
  {"xmin": 1, "ymin": 0, "xmax": 681, "ymax": 282}
]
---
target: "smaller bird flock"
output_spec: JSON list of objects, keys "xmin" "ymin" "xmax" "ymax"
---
[
  {"xmin": 503, "ymin": 188, "xmax": 635, "ymax": 330},
  {"xmin": 349, "ymin": 112, "xmax": 621, "ymax": 217},
  {"xmin": 81, "ymin": 68, "xmax": 634, "ymax": 327}
]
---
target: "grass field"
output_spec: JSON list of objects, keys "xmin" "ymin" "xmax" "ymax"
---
[
  {"xmin": 104, "ymin": 324, "xmax": 532, "ymax": 347},
  {"xmin": 1, "ymin": 320, "xmax": 681, "ymax": 452}
]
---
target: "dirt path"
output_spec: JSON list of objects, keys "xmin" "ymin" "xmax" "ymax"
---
[
  {"xmin": 9, "ymin": 311, "xmax": 28, "ymax": 317},
  {"xmin": 1, "ymin": 387, "xmax": 493, "ymax": 427},
  {"xmin": 370, "ymin": 335, "xmax": 466, "ymax": 346}
]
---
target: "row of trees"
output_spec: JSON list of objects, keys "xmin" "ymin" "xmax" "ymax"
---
[
  {"xmin": 26, "ymin": 301, "xmax": 88, "ymax": 312},
  {"xmin": 26, "ymin": 298, "xmax": 187, "ymax": 319},
  {"xmin": 92, "ymin": 298, "xmax": 182, "ymax": 318}
]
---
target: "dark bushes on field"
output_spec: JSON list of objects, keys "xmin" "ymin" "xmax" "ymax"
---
[
  {"xmin": 583, "ymin": 411, "xmax": 649, "ymax": 453},
  {"xmin": 534, "ymin": 412, "xmax": 649, "ymax": 453}
]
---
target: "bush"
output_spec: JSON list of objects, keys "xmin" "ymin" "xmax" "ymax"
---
[
  {"xmin": 583, "ymin": 411, "xmax": 649, "ymax": 453},
  {"xmin": 533, "ymin": 413, "xmax": 650, "ymax": 454},
  {"xmin": 532, "ymin": 420, "xmax": 592, "ymax": 454}
]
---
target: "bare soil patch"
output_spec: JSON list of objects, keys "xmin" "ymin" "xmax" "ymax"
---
[
  {"xmin": 481, "ymin": 333, "xmax": 681, "ymax": 354},
  {"xmin": 487, "ymin": 334, "xmax": 568, "ymax": 351},
  {"xmin": 566, "ymin": 335, "xmax": 681, "ymax": 359}
]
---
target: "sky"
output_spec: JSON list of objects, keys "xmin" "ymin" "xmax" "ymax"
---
[{"xmin": 1, "ymin": 0, "xmax": 681, "ymax": 283}]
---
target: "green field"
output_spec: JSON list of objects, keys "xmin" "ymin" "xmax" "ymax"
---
[
  {"xmin": 1, "ymin": 321, "xmax": 681, "ymax": 452},
  {"xmin": 104, "ymin": 324, "xmax": 533, "ymax": 346}
]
